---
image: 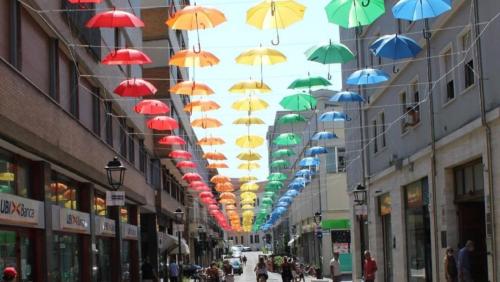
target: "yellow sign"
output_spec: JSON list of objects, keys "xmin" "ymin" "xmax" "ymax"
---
[{"xmin": 0, "ymin": 173, "xmax": 14, "ymax": 181}]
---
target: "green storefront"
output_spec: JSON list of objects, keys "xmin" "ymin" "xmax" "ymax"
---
[{"xmin": 321, "ymin": 219, "xmax": 352, "ymax": 273}]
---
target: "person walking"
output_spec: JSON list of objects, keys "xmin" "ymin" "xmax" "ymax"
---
[
  {"xmin": 363, "ymin": 251, "xmax": 377, "ymax": 282},
  {"xmin": 2, "ymin": 267, "xmax": 16, "ymax": 282},
  {"xmin": 222, "ymin": 260, "xmax": 234, "ymax": 282},
  {"xmin": 169, "ymin": 260, "xmax": 180, "ymax": 282},
  {"xmin": 281, "ymin": 257, "xmax": 293, "ymax": 282},
  {"xmin": 141, "ymin": 257, "xmax": 157, "ymax": 282},
  {"xmin": 206, "ymin": 262, "xmax": 221, "ymax": 282},
  {"xmin": 330, "ymin": 252, "xmax": 342, "ymax": 282},
  {"xmin": 254, "ymin": 257, "xmax": 269, "ymax": 281},
  {"xmin": 444, "ymin": 247, "xmax": 458, "ymax": 282},
  {"xmin": 458, "ymin": 241, "xmax": 474, "ymax": 282},
  {"xmin": 242, "ymin": 255, "xmax": 247, "ymax": 266}
]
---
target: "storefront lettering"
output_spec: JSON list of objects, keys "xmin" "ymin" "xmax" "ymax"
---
[
  {"xmin": 0, "ymin": 193, "xmax": 42, "ymax": 227},
  {"xmin": 59, "ymin": 208, "xmax": 90, "ymax": 233},
  {"xmin": 66, "ymin": 214, "xmax": 87, "ymax": 228},
  {"xmin": 0, "ymin": 199, "xmax": 36, "ymax": 218}
]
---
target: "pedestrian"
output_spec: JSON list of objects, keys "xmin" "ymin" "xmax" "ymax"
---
[
  {"xmin": 281, "ymin": 257, "xmax": 293, "ymax": 282},
  {"xmin": 169, "ymin": 260, "xmax": 180, "ymax": 282},
  {"xmin": 2, "ymin": 267, "xmax": 16, "ymax": 282},
  {"xmin": 330, "ymin": 252, "xmax": 342, "ymax": 282},
  {"xmin": 223, "ymin": 260, "xmax": 234, "ymax": 282},
  {"xmin": 295, "ymin": 262, "xmax": 305, "ymax": 282},
  {"xmin": 254, "ymin": 257, "xmax": 269, "ymax": 281},
  {"xmin": 141, "ymin": 257, "xmax": 157, "ymax": 282},
  {"xmin": 363, "ymin": 250, "xmax": 377, "ymax": 282},
  {"xmin": 444, "ymin": 247, "xmax": 458, "ymax": 282},
  {"xmin": 458, "ymin": 240, "xmax": 474, "ymax": 282},
  {"xmin": 242, "ymin": 255, "xmax": 248, "ymax": 266},
  {"xmin": 206, "ymin": 262, "xmax": 221, "ymax": 282}
]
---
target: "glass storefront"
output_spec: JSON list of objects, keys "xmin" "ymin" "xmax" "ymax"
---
[
  {"xmin": 96, "ymin": 238, "xmax": 112, "ymax": 282},
  {"xmin": 122, "ymin": 240, "xmax": 130, "ymax": 282},
  {"xmin": 0, "ymin": 149, "xmax": 30, "ymax": 197},
  {"xmin": 0, "ymin": 230, "xmax": 34, "ymax": 281},
  {"xmin": 50, "ymin": 173, "xmax": 79, "ymax": 210},
  {"xmin": 51, "ymin": 233, "xmax": 81, "ymax": 282}
]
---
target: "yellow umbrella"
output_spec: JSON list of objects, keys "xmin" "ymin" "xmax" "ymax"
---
[
  {"xmin": 229, "ymin": 80, "xmax": 272, "ymax": 94},
  {"xmin": 240, "ymin": 182, "xmax": 259, "ymax": 191},
  {"xmin": 169, "ymin": 49, "xmax": 219, "ymax": 67},
  {"xmin": 233, "ymin": 116, "xmax": 265, "ymax": 125},
  {"xmin": 240, "ymin": 192, "xmax": 257, "ymax": 200},
  {"xmin": 232, "ymin": 97, "xmax": 269, "ymax": 112},
  {"xmin": 170, "ymin": 81, "xmax": 214, "ymax": 96},
  {"xmin": 237, "ymin": 150, "xmax": 262, "ymax": 161},
  {"xmin": 240, "ymin": 198, "xmax": 255, "ymax": 204},
  {"xmin": 242, "ymin": 204, "xmax": 255, "ymax": 210},
  {"xmin": 238, "ymin": 162, "xmax": 261, "ymax": 170},
  {"xmin": 235, "ymin": 135, "xmax": 264, "ymax": 148},
  {"xmin": 239, "ymin": 175, "xmax": 258, "ymax": 182},
  {"xmin": 242, "ymin": 210, "xmax": 254, "ymax": 218},
  {"xmin": 246, "ymin": 0, "xmax": 306, "ymax": 45},
  {"xmin": 235, "ymin": 46, "xmax": 286, "ymax": 65},
  {"xmin": 191, "ymin": 117, "xmax": 222, "ymax": 128},
  {"xmin": 184, "ymin": 100, "xmax": 220, "ymax": 113}
]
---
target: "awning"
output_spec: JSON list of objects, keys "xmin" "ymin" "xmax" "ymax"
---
[
  {"xmin": 159, "ymin": 233, "xmax": 177, "ymax": 253},
  {"xmin": 168, "ymin": 238, "xmax": 190, "ymax": 255},
  {"xmin": 287, "ymin": 235, "xmax": 300, "ymax": 247}
]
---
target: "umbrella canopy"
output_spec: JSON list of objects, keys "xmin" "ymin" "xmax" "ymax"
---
[
  {"xmin": 203, "ymin": 152, "xmax": 227, "ymax": 160},
  {"xmin": 158, "ymin": 135, "xmax": 186, "ymax": 145},
  {"xmin": 312, "ymin": 131, "xmax": 338, "ymax": 140},
  {"xmin": 229, "ymin": 80, "xmax": 272, "ymax": 93},
  {"xmin": 215, "ymin": 182, "xmax": 234, "ymax": 192},
  {"xmin": 299, "ymin": 157, "xmax": 320, "ymax": 167},
  {"xmin": 319, "ymin": 111, "xmax": 351, "ymax": 122},
  {"xmin": 169, "ymin": 50, "xmax": 220, "ymax": 67},
  {"xmin": 305, "ymin": 146, "xmax": 328, "ymax": 156},
  {"xmin": 242, "ymin": 204, "xmax": 255, "ymax": 210},
  {"xmin": 240, "ymin": 182, "xmax": 259, "ymax": 192},
  {"xmin": 277, "ymin": 113, "xmax": 307, "ymax": 124},
  {"xmin": 235, "ymin": 135, "xmax": 265, "ymax": 148},
  {"xmin": 288, "ymin": 76, "xmax": 332, "ymax": 89},
  {"xmin": 325, "ymin": 0, "xmax": 385, "ymax": 29},
  {"xmin": 231, "ymin": 97, "xmax": 269, "ymax": 112},
  {"xmin": 114, "ymin": 78, "xmax": 157, "ymax": 97},
  {"xmin": 182, "ymin": 173, "xmax": 202, "ymax": 182},
  {"xmin": 273, "ymin": 133, "xmax": 302, "ymax": 146},
  {"xmin": 235, "ymin": 47, "xmax": 287, "ymax": 65},
  {"xmin": 330, "ymin": 91, "xmax": 364, "ymax": 102},
  {"xmin": 370, "ymin": 34, "xmax": 422, "ymax": 60},
  {"xmin": 272, "ymin": 149, "xmax": 295, "ymax": 158},
  {"xmin": 198, "ymin": 137, "xmax": 225, "ymax": 146},
  {"xmin": 169, "ymin": 150, "xmax": 193, "ymax": 160},
  {"xmin": 267, "ymin": 173, "xmax": 288, "ymax": 181},
  {"xmin": 86, "ymin": 10, "xmax": 144, "ymax": 28},
  {"xmin": 270, "ymin": 159, "xmax": 291, "ymax": 169},
  {"xmin": 237, "ymin": 151, "xmax": 262, "ymax": 161},
  {"xmin": 199, "ymin": 191, "xmax": 215, "ymax": 199},
  {"xmin": 241, "ymin": 192, "xmax": 257, "ymax": 200},
  {"xmin": 305, "ymin": 41, "xmax": 355, "ymax": 64},
  {"xmin": 284, "ymin": 190, "xmax": 299, "ymax": 197},
  {"xmin": 184, "ymin": 100, "xmax": 220, "ymax": 113},
  {"xmin": 295, "ymin": 169, "xmax": 314, "ymax": 177},
  {"xmin": 102, "ymin": 48, "xmax": 152, "ymax": 65},
  {"xmin": 134, "ymin": 100, "xmax": 169, "ymax": 115},
  {"xmin": 240, "ymin": 175, "xmax": 258, "ymax": 182},
  {"xmin": 211, "ymin": 175, "xmax": 231, "ymax": 184},
  {"xmin": 346, "ymin": 68, "xmax": 390, "ymax": 85},
  {"xmin": 219, "ymin": 192, "xmax": 236, "ymax": 200},
  {"xmin": 238, "ymin": 162, "xmax": 261, "ymax": 170},
  {"xmin": 240, "ymin": 198, "xmax": 256, "ymax": 204},
  {"xmin": 392, "ymin": 0, "xmax": 452, "ymax": 21},
  {"xmin": 166, "ymin": 5, "xmax": 226, "ymax": 30},
  {"xmin": 233, "ymin": 116, "xmax": 266, "ymax": 125},
  {"xmin": 280, "ymin": 94, "xmax": 317, "ymax": 111},
  {"xmin": 266, "ymin": 181, "xmax": 284, "ymax": 189},
  {"xmin": 147, "ymin": 116, "xmax": 179, "ymax": 131},
  {"xmin": 176, "ymin": 161, "xmax": 197, "ymax": 169},
  {"xmin": 170, "ymin": 81, "xmax": 215, "ymax": 96},
  {"xmin": 207, "ymin": 162, "xmax": 229, "ymax": 169},
  {"xmin": 191, "ymin": 117, "xmax": 222, "ymax": 129}
]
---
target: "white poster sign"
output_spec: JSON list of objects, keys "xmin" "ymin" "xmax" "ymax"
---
[{"xmin": 106, "ymin": 191, "xmax": 125, "ymax": 206}]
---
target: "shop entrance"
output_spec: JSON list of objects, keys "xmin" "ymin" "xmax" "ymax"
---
[
  {"xmin": 381, "ymin": 214, "xmax": 393, "ymax": 282},
  {"xmin": 0, "ymin": 229, "xmax": 34, "ymax": 281}
]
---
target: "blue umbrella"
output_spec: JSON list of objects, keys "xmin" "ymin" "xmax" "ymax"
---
[
  {"xmin": 293, "ymin": 177, "xmax": 310, "ymax": 184},
  {"xmin": 295, "ymin": 169, "xmax": 314, "ymax": 178},
  {"xmin": 330, "ymin": 91, "xmax": 364, "ymax": 103},
  {"xmin": 346, "ymin": 68, "xmax": 390, "ymax": 85},
  {"xmin": 284, "ymin": 190, "xmax": 300, "ymax": 198},
  {"xmin": 277, "ymin": 201, "xmax": 290, "ymax": 207},
  {"xmin": 392, "ymin": 0, "xmax": 452, "ymax": 21},
  {"xmin": 275, "ymin": 207, "xmax": 288, "ymax": 214},
  {"xmin": 306, "ymin": 146, "xmax": 328, "ymax": 156},
  {"xmin": 279, "ymin": 196, "xmax": 294, "ymax": 203},
  {"xmin": 288, "ymin": 182, "xmax": 305, "ymax": 190},
  {"xmin": 300, "ymin": 157, "xmax": 320, "ymax": 167},
  {"xmin": 312, "ymin": 131, "xmax": 338, "ymax": 140},
  {"xmin": 370, "ymin": 34, "xmax": 422, "ymax": 60},
  {"xmin": 319, "ymin": 111, "xmax": 351, "ymax": 122}
]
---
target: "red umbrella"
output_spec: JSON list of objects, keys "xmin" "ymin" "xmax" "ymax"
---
[
  {"xmin": 147, "ymin": 116, "xmax": 178, "ymax": 131},
  {"xmin": 86, "ymin": 10, "xmax": 144, "ymax": 28},
  {"xmin": 102, "ymin": 49, "xmax": 152, "ymax": 65},
  {"xmin": 115, "ymin": 79, "xmax": 157, "ymax": 97},
  {"xmin": 199, "ymin": 192, "xmax": 214, "ymax": 199},
  {"xmin": 182, "ymin": 173, "xmax": 202, "ymax": 182},
  {"xmin": 158, "ymin": 136, "xmax": 185, "ymax": 145},
  {"xmin": 134, "ymin": 100, "xmax": 168, "ymax": 115},
  {"xmin": 189, "ymin": 181, "xmax": 207, "ymax": 189},
  {"xmin": 202, "ymin": 197, "xmax": 217, "ymax": 205},
  {"xmin": 169, "ymin": 150, "xmax": 192, "ymax": 160},
  {"xmin": 176, "ymin": 161, "xmax": 197, "ymax": 169},
  {"xmin": 207, "ymin": 204, "xmax": 219, "ymax": 211},
  {"xmin": 197, "ymin": 185, "xmax": 211, "ymax": 192}
]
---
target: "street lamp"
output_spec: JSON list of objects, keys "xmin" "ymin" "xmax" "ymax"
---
[
  {"xmin": 313, "ymin": 212, "xmax": 322, "ymax": 225},
  {"xmin": 313, "ymin": 211, "xmax": 323, "ymax": 279},
  {"xmin": 353, "ymin": 184, "xmax": 367, "ymax": 205},
  {"xmin": 174, "ymin": 207, "xmax": 184, "ymax": 277},
  {"xmin": 105, "ymin": 157, "xmax": 126, "ymax": 190},
  {"xmin": 353, "ymin": 184, "xmax": 368, "ymax": 278}
]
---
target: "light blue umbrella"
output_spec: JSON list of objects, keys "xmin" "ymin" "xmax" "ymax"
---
[
  {"xmin": 288, "ymin": 182, "xmax": 305, "ymax": 190},
  {"xmin": 312, "ymin": 131, "xmax": 338, "ymax": 140},
  {"xmin": 300, "ymin": 157, "xmax": 320, "ymax": 167},
  {"xmin": 295, "ymin": 169, "xmax": 314, "ymax": 178},
  {"xmin": 370, "ymin": 34, "xmax": 422, "ymax": 60},
  {"xmin": 279, "ymin": 196, "xmax": 294, "ymax": 204},
  {"xmin": 276, "ymin": 201, "xmax": 290, "ymax": 207},
  {"xmin": 319, "ymin": 111, "xmax": 351, "ymax": 122},
  {"xmin": 347, "ymin": 68, "xmax": 390, "ymax": 85},
  {"xmin": 330, "ymin": 91, "xmax": 364, "ymax": 103},
  {"xmin": 284, "ymin": 190, "xmax": 300, "ymax": 198},
  {"xmin": 293, "ymin": 177, "xmax": 310, "ymax": 184},
  {"xmin": 392, "ymin": 0, "xmax": 452, "ymax": 21},
  {"xmin": 306, "ymin": 146, "xmax": 328, "ymax": 156},
  {"xmin": 275, "ymin": 207, "xmax": 288, "ymax": 214}
]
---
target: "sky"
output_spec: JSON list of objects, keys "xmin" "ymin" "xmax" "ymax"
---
[{"xmin": 188, "ymin": 0, "xmax": 341, "ymax": 181}]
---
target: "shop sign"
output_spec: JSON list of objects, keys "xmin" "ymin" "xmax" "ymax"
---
[
  {"xmin": 59, "ymin": 208, "xmax": 90, "ymax": 234},
  {"xmin": 0, "ymin": 192, "xmax": 43, "ymax": 227},
  {"xmin": 95, "ymin": 216, "xmax": 115, "ymax": 237},
  {"xmin": 379, "ymin": 193, "xmax": 392, "ymax": 216},
  {"xmin": 106, "ymin": 191, "xmax": 125, "ymax": 206},
  {"xmin": 122, "ymin": 223, "xmax": 139, "ymax": 240}
]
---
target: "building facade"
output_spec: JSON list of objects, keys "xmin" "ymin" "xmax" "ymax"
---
[{"xmin": 341, "ymin": 0, "xmax": 500, "ymax": 281}]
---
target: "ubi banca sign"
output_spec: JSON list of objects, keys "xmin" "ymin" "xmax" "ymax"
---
[{"xmin": 0, "ymin": 193, "xmax": 40, "ymax": 225}]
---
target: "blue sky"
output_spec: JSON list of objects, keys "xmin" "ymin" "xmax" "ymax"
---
[{"xmin": 188, "ymin": 0, "xmax": 341, "ymax": 180}]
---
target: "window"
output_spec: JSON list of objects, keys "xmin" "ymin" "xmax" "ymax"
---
[
  {"xmin": 250, "ymin": 235, "xmax": 254, "ymax": 244},
  {"xmin": 128, "ymin": 128, "xmax": 135, "ymax": 164},
  {"xmin": 326, "ymin": 147, "xmax": 337, "ymax": 173},
  {"xmin": 119, "ymin": 118, "xmax": 127, "ymax": 158},
  {"xmin": 241, "ymin": 236, "xmax": 244, "ymax": 244},
  {"xmin": 454, "ymin": 159, "xmax": 483, "ymax": 197},
  {"xmin": 379, "ymin": 112, "xmax": 386, "ymax": 148},
  {"xmin": 69, "ymin": 63, "xmax": 79, "ymax": 118},
  {"xmin": 0, "ymin": 149, "xmax": 31, "ymax": 197},
  {"xmin": 139, "ymin": 140, "xmax": 146, "ymax": 173},
  {"xmin": 461, "ymin": 30, "xmax": 475, "ymax": 89},
  {"xmin": 104, "ymin": 102, "xmax": 113, "ymax": 146},
  {"xmin": 255, "ymin": 235, "xmax": 260, "ymax": 243},
  {"xmin": 50, "ymin": 172, "xmax": 79, "ymax": 210},
  {"xmin": 94, "ymin": 193, "xmax": 107, "ymax": 216},
  {"xmin": 49, "ymin": 39, "xmax": 59, "ymax": 100},
  {"xmin": 372, "ymin": 119, "xmax": 378, "ymax": 153},
  {"xmin": 120, "ymin": 206, "xmax": 129, "ymax": 223},
  {"xmin": 400, "ymin": 92, "xmax": 408, "ymax": 133},
  {"xmin": 337, "ymin": 147, "xmax": 346, "ymax": 172},
  {"xmin": 52, "ymin": 234, "xmax": 81, "ymax": 282},
  {"xmin": 62, "ymin": 2, "xmax": 101, "ymax": 60},
  {"xmin": 407, "ymin": 81, "xmax": 421, "ymax": 125},
  {"xmin": 92, "ymin": 87, "xmax": 101, "ymax": 136},
  {"xmin": 443, "ymin": 49, "xmax": 455, "ymax": 101}
]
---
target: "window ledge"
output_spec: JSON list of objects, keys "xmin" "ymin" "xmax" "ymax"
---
[
  {"xmin": 442, "ymin": 97, "xmax": 457, "ymax": 109},
  {"xmin": 460, "ymin": 84, "xmax": 476, "ymax": 96}
]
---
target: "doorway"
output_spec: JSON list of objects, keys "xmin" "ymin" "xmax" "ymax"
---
[{"xmin": 381, "ymin": 214, "xmax": 393, "ymax": 282}]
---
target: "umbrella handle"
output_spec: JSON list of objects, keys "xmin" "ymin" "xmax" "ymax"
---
[
  {"xmin": 327, "ymin": 65, "xmax": 332, "ymax": 80},
  {"xmin": 271, "ymin": 31, "xmax": 280, "ymax": 46},
  {"xmin": 271, "ymin": 1, "xmax": 280, "ymax": 46},
  {"xmin": 361, "ymin": 0, "xmax": 370, "ymax": 7},
  {"xmin": 168, "ymin": 0, "xmax": 176, "ymax": 18},
  {"xmin": 193, "ymin": 40, "xmax": 202, "ymax": 54},
  {"xmin": 393, "ymin": 65, "xmax": 399, "ymax": 74}
]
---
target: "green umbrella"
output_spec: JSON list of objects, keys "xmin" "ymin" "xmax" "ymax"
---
[
  {"xmin": 305, "ymin": 41, "xmax": 355, "ymax": 79},
  {"xmin": 272, "ymin": 149, "xmax": 296, "ymax": 158},
  {"xmin": 263, "ymin": 191, "xmax": 276, "ymax": 199},
  {"xmin": 261, "ymin": 197, "xmax": 274, "ymax": 206},
  {"xmin": 280, "ymin": 94, "xmax": 317, "ymax": 111},
  {"xmin": 268, "ymin": 172, "xmax": 288, "ymax": 181},
  {"xmin": 270, "ymin": 159, "xmax": 291, "ymax": 169},
  {"xmin": 325, "ymin": 0, "xmax": 385, "ymax": 29},
  {"xmin": 264, "ymin": 184, "xmax": 281, "ymax": 192},
  {"xmin": 288, "ymin": 76, "xmax": 332, "ymax": 90},
  {"xmin": 273, "ymin": 133, "xmax": 302, "ymax": 146},
  {"xmin": 277, "ymin": 113, "xmax": 307, "ymax": 125}
]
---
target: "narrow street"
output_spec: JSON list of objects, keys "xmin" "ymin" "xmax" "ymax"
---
[{"xmin": 235, "ymin": 252, "xmax": 281, "ymax": 282}]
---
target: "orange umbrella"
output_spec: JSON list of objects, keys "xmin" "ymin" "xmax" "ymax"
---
[
  {"xmin": 198, "ymin": 137, "xmax": 225, "ymax": 146},
  {"xmin": 211, "ymin": 175, "xmax": 231, "ymax": 184},
  {"xmin": 170, "ymin": 81, "xmax": 215, "ymax": 96},
  {"xmin": 207, "ymin": 162, "xmax": 229, "ymax": 169},
  {"xmin": 203, "ymin": 152, "xmax": 227, "ymax": 160},
  {"xmin": 184, "ymin": 100, "xmax": 220, "ymax": 113},
  {"xmin": 215, "ymin": 182, "xmax": 234, "ymax": 192},
  {"xmin": 169, "ymin": 50, "xmax": 219, "ymax": 68},
  {"xmin": 219, "ymin": 198, "xmax": 236, "ymax": 205},
  {"xmin": 191, "ymin": 117, "xmax": 222, "ymax": 128},
  {"xmin": 220, "ymin": 192, "xmax": 236, "ymax": 200},
  {"xmin": 225, "ymin": 204, "xmax": 237, "ymax": 211}
]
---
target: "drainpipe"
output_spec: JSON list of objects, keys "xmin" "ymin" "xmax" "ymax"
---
[{"xmin": 472, "ymin": 0, "xmax": 497, "ymax": 280}]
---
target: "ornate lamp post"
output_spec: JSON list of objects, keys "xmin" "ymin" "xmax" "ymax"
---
[
  {"xmin": 353, "ymin": 184, "xmax": 368, "ymax": 277},
  {"xmin": 174, "ymin": 207, "xmax": 184, "ymax": 279}
]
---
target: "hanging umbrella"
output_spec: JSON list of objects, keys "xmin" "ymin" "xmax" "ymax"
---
[
  {"xmin": 169, "ymin": 50, "xmax": 220, "ymax": 67},
  {"xmin": 240, "ymin": 175, "xmax": 258, "ymax": 182},
  {"xmin": 295, "ymin": 169, "xmax": 313, "ymax": 177},
  {"xmin": 191, "ymin": 117, "xmax": 222, "ymax": 128},
  {"xmin": 242, "ymin": 204, "xmax": 255, "ymax": 210},
  {"xmin": 233, "ymin": 116, "xmax": 266, "ymax": 125},
  {"xmin": 392, "ymin": 0, "xmax": 451, "ymax": 21},
  {"xmin": 346, "ymin": 68, "xmax": 390, "ymax": 85},
  {"xmin": 330, "ymin": 91, "xmax": 364, "ymax": 102},
  {"xmin": 240, "ymin": 182, "xmax": 260, "ymax": 192},
  {"xmin": 267, "ymin": 172, "xmax": 287, "ymax": 181},
  {"xmin": 134, "ymin": 100, "xmax": 169, "ymax": 115},
  {"xmin": 273, "ymin": 133, "xmax": 301, "ymax": 146},
  {"xmin": 319, "ymin": 111, "xmax": 351, "ymax": 122},
  {"xmin": 235, "ymin": 46, "xmax": 287, "ymax": 83},
  {"xmin": 225, "ymin": 204, "xmax": 237, "ymax": 211},
  {"xmin": 306, "ymin": 146, "xmax": 328, "ymax": 156},
  {"xmin": 270, "ymin": 159, "xmax": 291, "ymax": 169},
  {"xmin": 284, "ymin": 190, "xmax": 299, "ymax": 197},
  {"xmin": 184, "ymin": 100, "xmax": 220, "ymax": 113},
  {"xmin": 238, "ymin": 162, "xmax": 261, "ymax": 170},
  {"xmin": 102, "ymin": 48, "xmax": 152, "ymax": 65},
  {"xmin": 86, "ymin": 10, "xmax": 144, "ymax": 28},
  {"xmin": 312, "ymin": 131, "xmax": 337, "ymax": 140},
  {"xmin": 279, "ymin": 196, "xmax": 294, "ymax": 203},
  {"xmin": 324, "ymin": 0, "xmax": 385, "ymax": 29},
  {"xmin": 207, "ymin": 162, "xmax": 229, "ymax": 169},
  {"xmin": 277, "ymin": 113, "xmax": 307, "ymax": 124},
  {"xmin": 147, "ymin": 116, "xmax": 179, "ymax": 131},
  {"xmin": 176, "ymin": 161, "xmax": 197, "ymax": 169},
  {"xmin": 169, "ymin": 150, "xmax": 193, "ymax": 160},
  {"xmin": 305, "ymin": 40, "xmax": 355, "ymax": 79},
  {"xmin": 237, "ymin": 151, "xmax": 262, "ymax": 161},
  {"xmin": 246, "ymin": 0, "xmax": 306, "ymax": 45},
  {"xmin": 370, "ymin": 34, "xmax": 422, "ymax": 72},
  {"xmin": 170, "ymin": 81, "xmax": 215, "ymax": 96},
  {"xmin": 211, "ymin": 175, "xmax": 231, "ymax": 184},
  {"xmin": 241, "ymin": 192, "xmax": 257, "ymax": 200},
  {"xmin": 299, "ymin": 157, "xmax": 320, "ymax": 167},
  {"xmin": 261, "ymin": 198, "xmax": 274, "ymax": 206},
  {"xmin": 158, "ymin": 135, "xmax": 186, "ymax": 145},
  {"xmin": 231, "ymin": 97, "xmax": 269, "ymax": 112},
  {"xmin": 68, "ymin": 0, "xmax": 101, "ymax": 3},
  {"xmin": 288, "ymin": 76, "xmax": 332, "ymax": 90},
  {"xmin": 182, "ymin": 173, "xmax": 202, "ymax": 182},
  {"xmin": 272, "ymin": 149, "xmax": 295, "ymax": 158},
  {"xmin": 235, "ymin": 135, "xmax": 264, "ymax": 148},
  {"xmin": 229, "ymin": 80, "xmax": 272, "ymax": 94},
  {"xmin": 280, "ymin": 94, "xmax": 317, "ymax": 111},
  {"xmin": 240, "ymin": 198, "xmax": 256, "ymax": 204},
  {"xmin": 114, "ymin": 78, "xmax": 157, "ymax": 97},
  {"xmin": 215, "ymin": 183, "xmax": 234, "ymax": 192},
  {"xmin": 288, "ymin": 182, "xmax": 305, "ymax": 190},
  {"xmin": 203, "ymin": 152, "xmax": 227, "ymax": 160},
  {"xmin": 198, "ymin": 137, "xmax": 225, "ymax": 146}
]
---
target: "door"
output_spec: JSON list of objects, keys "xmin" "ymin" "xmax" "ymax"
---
[{"xmin": 382, "ymin": 214, "xmax": 393, "ymax": 282}]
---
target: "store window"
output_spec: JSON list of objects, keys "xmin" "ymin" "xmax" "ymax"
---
[
  {"xmin": 121, "ymin": 207, "xmax": 129, "ymax": 223},
  {"xmin": 0, "ymin": 230, "xmax": 34, "ymax": 281},
  {"xmin": 122, "ymin": 240, "xmax": 131, "ymax": 282},
  {"xmin": 51, "ymin": 233, "xmax": 81, "ymax": 282},
  {"xmin": 0, "ymin": 149, "xmax": 30, "ymax": 197},
  {"xmin": 50, "ymin": 173, "xmax": 79, "ymax": 210},
  {"xmin": 405, "ymin": 178, "xmax": 432, "ymax": 282},
  {"xmin": 94, "ymin": 194, "xmax": 107, "ymax": 216},
  {"xmin": 95, "ymin": 238, "xmax": 112, "ymax": 282},
  {"xmin": 454, "ymin": 159, "xmax": 483, "ymax": 198}
]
